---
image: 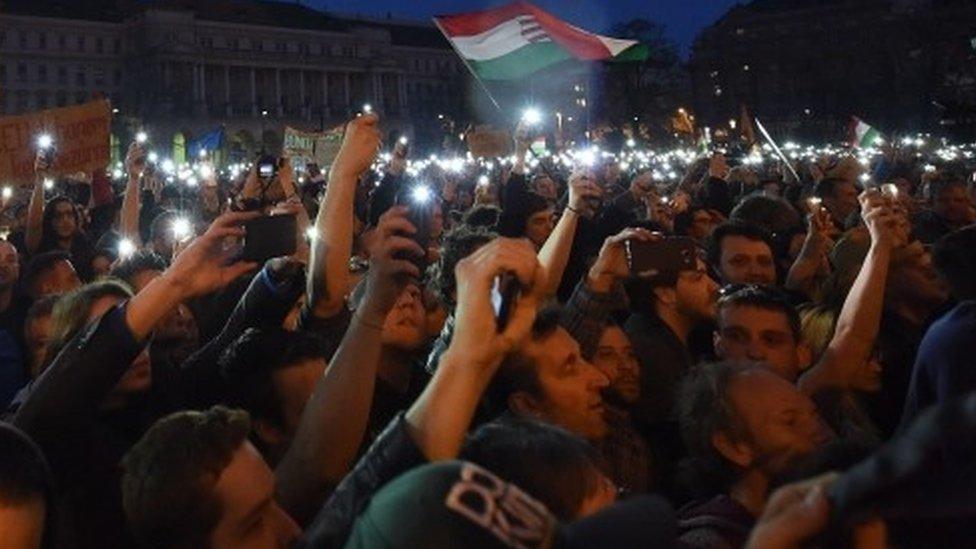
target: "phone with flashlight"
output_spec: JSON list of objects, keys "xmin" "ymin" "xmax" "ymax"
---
[
  {"xmin": 241, "ymin": 214, "xmax": 297, "ymax": 262},
  {"xmin": 257, "ymin": 155, "xmax": 278, "ymax": 180},
  {"xmin": 36, "ymin": 135, "xmax": 56, "ymax": 167},
  {"xmin": 626, "ymin": 236, "xmax": 698, "ymax": 275},
  {"xmin": 396, "ymin": 137, "xmax": 410, "ymax": 158},
  {"xmin": 394, "ymin": 185, "xmax": 433, "ymax": 264},
  {"xmin": 491, "ymin": 272, "xmax": 520, "ymax": 333}
]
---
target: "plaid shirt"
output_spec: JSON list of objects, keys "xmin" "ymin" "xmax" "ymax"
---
[{"xmin": 560, "ymin": 280, "xmax": 628, "ymax": 361}]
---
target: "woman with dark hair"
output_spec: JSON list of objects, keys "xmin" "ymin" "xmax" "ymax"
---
[{"xmin": 25, "ymin": 194, "xmax": 96, "ymax": 282}]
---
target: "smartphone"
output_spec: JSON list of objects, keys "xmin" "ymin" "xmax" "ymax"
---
[
  {"xmin": 257, "ymin": 155, "xmax": 277, "ymax": 179},
  {"xmin": 626, "ymin": 236, "xmax": 698, "ymax": 275},
  {"xmin": 394, "ymin": 186, "xmax": 432, "ymax": 264},
  {"xmin": 241, "ymin": 214, "xmax": 297, "ymax": 262},
  {"xmin": 491, "ymin": 272, "xmax": 520, "ymax": 333}
]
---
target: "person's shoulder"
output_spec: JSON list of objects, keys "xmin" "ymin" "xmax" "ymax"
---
[{"xmin": 928, "ymin": 301, "xmax": 976, "ymax": 336}]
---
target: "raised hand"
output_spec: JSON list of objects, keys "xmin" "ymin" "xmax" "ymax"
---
[
  {"xmin": 124, "ymin": 142, "xmax": 147, "ymax": 181},
  {"xmin": 588, "ymin": 227, "xmax": 660, "ymax": 292},
  {"xmin": 331, "ymin": 113, "xmax": 381, "ymax": 180},
  {"xmin": 357, "ymin": 206, "xmax": 425, "ymax": 326},
  {"xmin": 160, "ymin": 211, "xmax": 261, "ymax": 299},
  {"xmin": 568, "ymin": 170, "xmax": 603, "ymax": 218},
  {"xmin": 449, "ymin": 238, "xmax": 547, "ymax": 371},
  {"xmin": 860, "ymin": 189, "xmax": 903, "ymax": 250}
]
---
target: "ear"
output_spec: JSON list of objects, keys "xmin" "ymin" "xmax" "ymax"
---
[
  {"xmin": 652, "ymin": 285, "xmax": 677, "ymax": 307},
  {"xmin": 253, "ymin": 419, "xmax": 287, "ymax": 448},
  {"xmin": 508, "ymin": 391, "xmax": 544, "ymax": 420},
  {"xmin": 711, "ymin": 430, "xmax": 754, "ymax": 469},
  {"xmin": 796, "ymin": 343, "xmax": 813, "ymax": 371}
]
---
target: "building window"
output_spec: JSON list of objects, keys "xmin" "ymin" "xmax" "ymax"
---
[
  {"xmin": 114, "ymin": 38, "xmax": 121, "ymax": 53},
  {"xmin": 0, "ymin": 65, "xmax": 5, "ymax": 83},
  {"xmin": 74, "ymin": 92, "xmax": 86, "ymax": 104},
  {"xmin": 96, "ymin": 37, "xmax": 104, "ymax": 54},
  {"xmin": 56, "ymin": 90, "xmax": 67, "ymax": 107},
  {"xmin": 17, "ymin": 90, "xmax": 29, "ymax": 111},
  {"xmin": 35, "ymin": 90, "xmax": 48, "ymax": 109},
  {"xmin": 94, "ymin": 67, "xmax": 105, "ymax": 86},
  {"xmin": 19, "ymin": 32, "xmax": 28, "ymax": 50},
  {"xmin": 37, "ymin": 65, "xmax": 47, "ymax": 83},
  {"xmin": 38, "ymin": 33, "xmax": 47, "ymax": 50},
  {"xmin": 58, "ymin": 66, "xmax": 67, "ymax": 84},
  {"xmin": 59, "ymin": 35, "xmax": 66, "ymax": 50},
  {"xmin": 113, "ymin": 69, "xmax": 121, "ymax": 86},
  {"xmin": 77, "ymin": 36, "xmax": 85, "ymax": 52},
  {"xmin": 76, "ymin": 68, "xmax": 86, "ymax": 86},
  {"xmin": 277, "ymin": 42, "xmax": 286, "ymax": 52},
  {"xmin": 17, "ymin": 63, "xmax": 27, "ymax": 82}
]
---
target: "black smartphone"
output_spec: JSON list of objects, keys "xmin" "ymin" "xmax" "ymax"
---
[
  {"xmin": 491, "ymin": 272, "xmax": 520, "ymax": 333},
  {"xmin": 241, "ymin": 214, "xmax": 297, "ymax": 262},
  {"xmin": 626, "ymin": 236, "xmax": 698, "ymax": 274},
  {"xmin": 394, "ymin": 185, "xmax": 432, "ymax": 264}
]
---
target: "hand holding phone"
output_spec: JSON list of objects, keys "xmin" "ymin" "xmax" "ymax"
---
[
  {"xmin": 491, "ymin": 272, "xmax": 521, "ymax": 333},
  {"xmin": 394, "ymin": 184, "xmax": 434, "ymax": 266}
]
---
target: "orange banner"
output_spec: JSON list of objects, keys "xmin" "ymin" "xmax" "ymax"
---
[{"xmin": 0, "ymin": 99, "xmax": 111, "ymax": 184}]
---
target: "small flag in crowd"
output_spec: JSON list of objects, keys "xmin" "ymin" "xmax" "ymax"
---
[
  {"xmin": 433, "ymin": 1, "xmax": 648, "ymax": 81},
  {"xmin": 849, "ymin": 116, "xmax": 883, "ymax": 148},
  {"xmin": 530, "ymin": 136, "xmax": 547, "ymax": 156},
  {"xmin": 188, "ymin": 128, "xmax": 224, "ymax": 158}
]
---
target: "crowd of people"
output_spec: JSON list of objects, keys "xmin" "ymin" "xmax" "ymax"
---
[{"xmin": 1, "ymin": 108, "xmax": 976, "ymax": 549}]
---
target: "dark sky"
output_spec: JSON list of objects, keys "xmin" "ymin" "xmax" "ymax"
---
[{"xmin": 308, "ymin": 0, "xmax": 743, "ymax": 55}]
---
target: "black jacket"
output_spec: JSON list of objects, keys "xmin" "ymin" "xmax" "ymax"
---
[
  {"xmin": 301, "ymin": 412, "xmax": 426, "ymax": 548},
  {"xmin": 13, "ymin": 305, "xmax": 147, "ymax": 549}
]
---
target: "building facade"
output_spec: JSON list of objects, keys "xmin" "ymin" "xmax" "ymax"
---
[
  {"xmin": 689, "ymin": 0, "xmax": 976, "ymax": 140},
  {"xmin": 0, "ymin": 0, "xmax": 468, "ymax": 151}
]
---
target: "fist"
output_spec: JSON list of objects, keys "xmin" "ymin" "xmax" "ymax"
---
[{"xmin": 332, "ymin": 113, "xmax": 381, "ymax": 179}]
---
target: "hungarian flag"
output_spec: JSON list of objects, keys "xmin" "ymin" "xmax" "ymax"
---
[
  {"xmin": 434, "ymin": 1, "xmax": 648, "ymax": 81},
  {"xmin": 849, "ymin": 116, "xmax": 883, "ymax": 148}
]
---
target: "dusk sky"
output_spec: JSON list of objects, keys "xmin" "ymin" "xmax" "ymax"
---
[{"xmin": 308, "ymin": 0, "xmax": 744, "ymax": 55}]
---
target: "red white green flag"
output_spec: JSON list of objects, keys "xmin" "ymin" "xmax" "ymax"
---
[
  {"xmin": 433, "ymin": 1, "xmax": 648, "ymax": 81},
  {"xmin": 849, "ymin": 116, "xmax": 883, "ymax": 148}
]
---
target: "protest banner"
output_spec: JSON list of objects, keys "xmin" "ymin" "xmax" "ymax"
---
[
  {"xmin": 283, "ymin": 125, "xmax": 345, "ymax": 169},
  {"xmin": 0, "ymin": 99, "xmax": 111, "ymax": 185},
  {"xmin": 466, "ymin": 128, "xmax": 512, "ymax": 158}
]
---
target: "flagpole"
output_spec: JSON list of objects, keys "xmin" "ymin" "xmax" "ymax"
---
[{"xmin": 754, "ymin": 117, "xmax": 801, "ymax": 183}]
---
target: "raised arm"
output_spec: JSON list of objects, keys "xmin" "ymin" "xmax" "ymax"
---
[
  {"xmin": 405, "ymin": 237, "xmax": 547, "ymax": 460},
  {"xmin": 275, "ymin": 206, "xmax": 424, "ymax": 522},
  {"xmin": 537, "ymin": 172, "xmax": 600, "ymax": 296},
  {"xmin": 14, "ymin": 212, "xmax": 259, "ymax": 469},
  {"xmin": 785, "ymin": 208, "xmax": 834, "ymax": 300},
  {"xmin": 799, "ymin": 191, "xmax": 899, "ymax": 394},
  {"xmin": 307, "ymin": 114, "xmax": 380, "ymax": 318},
  {"xmin": 119, "ymin": 142, "xmax": 145, "ymax": 245},
  {"xmin": 562, "ymin": 227, "xmax": 658, "ymax": 358},
  {"xmin": 25, "ymin": 153, "xmax": 48, "ymax": 255}
]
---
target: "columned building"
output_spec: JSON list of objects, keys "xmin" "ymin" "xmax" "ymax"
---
[{"xmin": 0, "ymin": 0, "xmax": 468, "ymax": 151}]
